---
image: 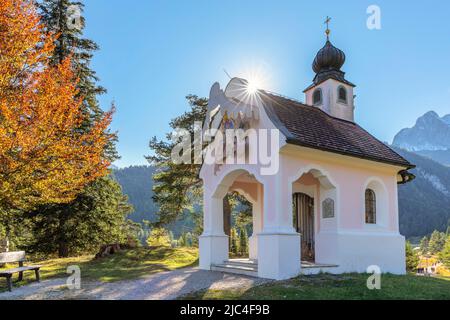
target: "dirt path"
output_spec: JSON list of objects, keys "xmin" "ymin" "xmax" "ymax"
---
[{"xmin": 0, "ymin": 267, "xmax": 270, "ymax": 300}]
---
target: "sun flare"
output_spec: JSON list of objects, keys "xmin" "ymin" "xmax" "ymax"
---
[{"xmin": 240, "ymin": 61, "xmax": 272, "ymax": 95}]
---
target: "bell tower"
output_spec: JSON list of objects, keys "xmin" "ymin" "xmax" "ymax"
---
[{"xmin": 304, "ymin": 17, "xmax": 356, "ymax": 122}]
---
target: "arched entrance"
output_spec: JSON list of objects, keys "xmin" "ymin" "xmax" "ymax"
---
[
  {"xmin": 291, "ymin": 167, "xmax": 337, "ymax": 264},
  {"xmin": 199, "ymin": 168, "xmax": 264, "ymax": 273}
]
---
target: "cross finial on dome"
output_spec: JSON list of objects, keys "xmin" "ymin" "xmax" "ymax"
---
[{"xmin": 324, "ymin": 16, "xmax": 331, "ymax": 40}]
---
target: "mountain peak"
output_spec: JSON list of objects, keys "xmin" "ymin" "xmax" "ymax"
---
[
  {"xmin": 416, "ymin": 111, "xmax": 441, "ymax": 127},
  {"xmin": 422, "ymin": 110, "xmax": 439, "ymax": 118},
  {"xmin": 442, "ymin": 114, "xmax": 450, "ymax": 125},
  {"xmin": 393, "ymin": 110, "xmax": 450, "ymax": 159}
]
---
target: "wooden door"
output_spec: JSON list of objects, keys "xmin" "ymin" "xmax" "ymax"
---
[{"xmin": 293, "ymin": 193, "xmax": 315, "ymax": 262}]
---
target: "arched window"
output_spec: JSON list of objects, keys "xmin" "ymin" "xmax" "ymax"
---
[
  {"xmin": 365, "ymin": 189, "xmax": 376, "ymax": 224},
  {"xmin": 313, "ymin": 88, "xmax": 322, "ymax": 105},
  {"xmin": 338, "ymin": 86, "xmax": 347, "ymax": 104}
]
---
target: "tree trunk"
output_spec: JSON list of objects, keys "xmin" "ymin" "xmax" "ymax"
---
[
  {"xmin": 58, "ymin": 243, "xmax": 69, "ymax": 258},
  {"xmin": 4, "ymin": 235, "xmax": 10, "ymax": 252},
  {"xmin": 4, "ymin": 224, "xmax": 10, "ymax": 252},
  {"xmin": 223, "ymin": 195, "xmax": 231, "ymax": 236},
  {"xmin": 58, "ymin": 208, "xmax": 69, "ymax": 258}
]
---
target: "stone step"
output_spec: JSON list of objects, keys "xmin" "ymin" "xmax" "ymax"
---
[
  {"xmin": 211, "ymin": 264, "xmax": 258, "ymax": 277},
  {"xmin": 301, "ymin": 262, "xmax": 338, "ymax": 269},
  {"xmin": 224, "ymin": 259, "xmax": 258, "ymax": 268}
]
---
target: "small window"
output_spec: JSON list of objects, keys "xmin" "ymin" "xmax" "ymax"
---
[
  {"xmin": 365, "ymin": 189, "xmax": 376, "ymax": 224},
  {"xmin": 313, "ymin": 89, "xmax": 322, "ymax": 105},
  {"xmin": 338, "ymin": 86, "xmax": 347, "ymax": 104}
]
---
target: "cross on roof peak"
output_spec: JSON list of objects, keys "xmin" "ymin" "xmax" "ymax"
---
[{"xmin": 324, "ymin": 16, "xmax": 331, "ymax": 40}]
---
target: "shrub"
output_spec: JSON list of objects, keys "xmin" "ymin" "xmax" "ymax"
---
[{"xmin": 146, "ymin": 228, "xmax": 171, "ymax": 247}]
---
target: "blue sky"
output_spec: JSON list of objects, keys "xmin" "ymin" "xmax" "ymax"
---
[{"xmin": 83, "ymin": 0, "xmax": 450, "ymax": 167}]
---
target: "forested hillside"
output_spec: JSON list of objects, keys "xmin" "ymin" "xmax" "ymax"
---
[
  {"xmin": 395, "ymin": 147, "xmax": 450, "ymax": 237},
  {"xmin": 113, "ymin": 166, "xmax": 158, "ymax": 223}
]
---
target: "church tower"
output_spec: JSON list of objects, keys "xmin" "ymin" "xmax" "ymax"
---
[{"xmin": 304, "ymin": 18, "xmax": 355, "ymax": 122}]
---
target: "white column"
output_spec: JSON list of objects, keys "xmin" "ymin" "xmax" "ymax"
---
[
  {"xmin": 257, "ymin": 173, "xmax": 300, "ymax": 280},
  {"xmin": 199, "ymin": 190, "xmax": 229, "ymax": 270}
]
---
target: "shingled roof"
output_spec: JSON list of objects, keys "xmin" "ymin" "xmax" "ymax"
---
[{"xmin": 259, "ymin": 91, "xmax": 414, "ymax": 169}]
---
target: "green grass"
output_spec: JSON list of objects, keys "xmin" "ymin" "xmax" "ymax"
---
[
  {"xmin": 0, "ymin": 247, "xmax": 198, "ymax": 292},
  {"xmin": 183, "ymin": 273, "xmax": 450, "ymax": 300}
]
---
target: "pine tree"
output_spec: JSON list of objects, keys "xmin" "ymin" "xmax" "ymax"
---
[
  {"xmin": 185, "ymin": 232, "xmax": 193, "ymax": 247},
  {"xmin": 428, "ymin": 230, "xmax": 446, "ymax": 254},
  {"xmin": 419, "ymin": 236, "xmax": 429, "ymax": 254},
  {"xmin": 239, "ymin": 228, "xmax": 249, "ymax": 256},
  {"xmin": 37, "ymin": 0, "xmax": 120, "ymax": 186},
  {"xmin": 22, "ymin": 0, "xmax": 131, "ymax": 257},
  {"xmin": 230, "ymin": 228, "xmax": 239, "ymax": 255},
  {"xmin": 405, "ymin": 241, "xmax": 419, "ymax": 272},
  {"xmin": 0, "ymin": 0, "xmax": 114, "ymax": 252},
  {"xmin": 178, "ymin": 234, "xmax": 186, "ymax": 247},
  {"xmin": 147, "ymin": 95, "xmax": 235, "ymax": 235},
  {"xmin": 147, "ymin": 95, "xmax": 207, "ymax": 226},
  {"xmin": 27, "ymin": 176, "xmax": 133, "ymax": 257},
  {"xmin": 439, "ymin": 235, "xmax": 450, "ymax": 268},
  {"xmin": 168, "ymin": 231, "xmax": 174, "ymax": 243},
  {"xmin": 38, "ymin": 0, "xmax": 118, "ymax": 158}
]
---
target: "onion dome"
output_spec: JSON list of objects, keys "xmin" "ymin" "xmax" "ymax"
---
[
  {"xmin": 312, "ymin": 40, "xmax": 346, "ymax": 74},
  {"xmin": 303, "ymin": 17, "xmax": 355, "ymax": 90}
]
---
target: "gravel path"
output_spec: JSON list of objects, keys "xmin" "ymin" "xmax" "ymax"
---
[{"xmin": 0, "ymin": 267, "xmax": 271, "ymax": 300}]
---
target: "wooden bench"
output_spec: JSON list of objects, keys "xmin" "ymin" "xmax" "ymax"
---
[{"xmin": 0, "ymin": 251, "xmax": 41, "ymax": 292}]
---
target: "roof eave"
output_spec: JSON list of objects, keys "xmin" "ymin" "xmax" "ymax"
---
[
  {"xmin": 303, "ymin": 77, "xmax": 356, "ymax": 93},
  {"xmin": 285, "ymin": 138, "xmax": 415, "ymax": 170}
]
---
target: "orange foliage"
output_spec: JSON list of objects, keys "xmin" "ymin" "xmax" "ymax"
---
[{"xmin": 0, "ymin": 0, "xmax": 112, "ymax": 211}]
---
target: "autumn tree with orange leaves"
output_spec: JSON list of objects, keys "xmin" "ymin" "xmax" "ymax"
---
[{"xmin": 0, "ymin": 0, "xmax": 113, "ymax": 221}]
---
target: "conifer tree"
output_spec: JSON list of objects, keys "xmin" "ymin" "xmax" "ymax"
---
[
  {"xmin": 178, "ymin": 234, "xmax": 186, "ymax": 247},
  {"xmin": 428, "ymin": 230, "xmax": 446, "ymax": 254},
  {"xmin": 147, "ymin": 95, "xmax": 207, "ymax": 226},
  {"xmin": 28, "ymin": 176, "xmax": 133, "ymax": 257},
  {"xmin": 24, "ymin": 0, "xmax": 130, "ymax": 256},
  {"xmin": 230, "ymin": 228, "xmax": 239, "ymax": 255},
  {"xmin": 0, "ymin": 0, "xmax": 114, "ymax": 251},
  {"xmin": 38, "ymin": 0, "xmax": 117, "ymax": 159},
  {"xmin": 185, "ymin": 232, "xmax": 193, "ymax": 247},
  {"xmin": 439, "ymin": 235, "xmax": 450, "ymax": 268},
  {"xmin": 405, "ymin": 241, "xmax": 419, "ymax": 272},
  {"xmin": 419, "ymin": 236, "xmax": 429, "ymax": 254},
  {"xmin": 239, "ymin": 228, "xmax": 249, "ymax": 256},
  {"xmin": 147, "ymin": 95, "xmax": 234, "ymax": 237}
]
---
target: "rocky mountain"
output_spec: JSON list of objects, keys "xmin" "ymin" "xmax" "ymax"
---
[
  {"xmin": 442, "ymin": 114, "xmax": 450, "ymax": 125},
  {"xmin": 393, "ymin": 111, "xmax": 450, "ymax": 166},
  {"xmin": 394, "ymin": 147, "xmax": 450, "ymax": 238}
]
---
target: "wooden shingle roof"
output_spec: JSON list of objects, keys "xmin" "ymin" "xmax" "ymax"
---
[{"xmin": 260, "ymin": 91, "xmax": 413, "ymax": 169}]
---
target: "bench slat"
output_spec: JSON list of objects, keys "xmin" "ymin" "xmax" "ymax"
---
[
  {"xmin": 0, "ymin": 265, "xmax": 41, "ymax": 275},
  {"xmin": 0, "ymin": 251, "xmax": 26, "ymax": 263}
]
